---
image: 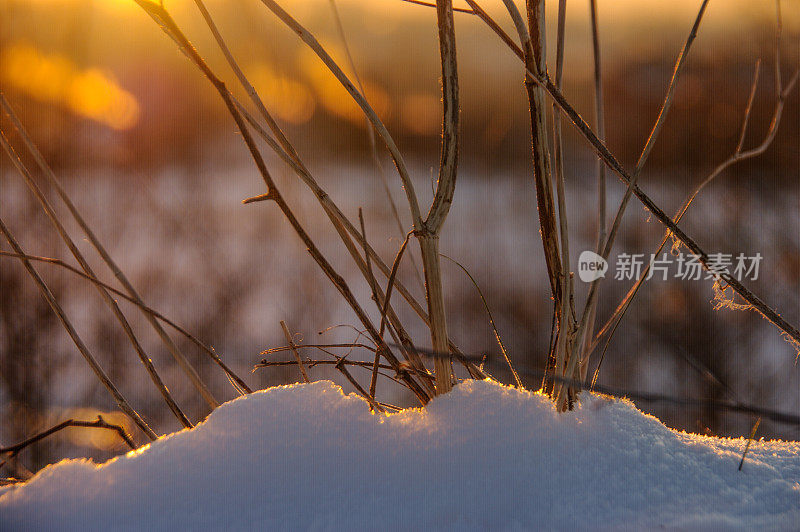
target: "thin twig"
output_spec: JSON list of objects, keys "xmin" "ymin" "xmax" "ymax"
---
[
  {"xmin": 330, "ymin": 0, "xmax": 425, "ymax": 291},
  {"xmin": 280, "ymin": 321, "xmax": 309, "ymax": 383},
  {"xmin": 253, "ymin": 0, "xmax": 473, "ymax": 392},
  {"xmin": 0, "ymin": 416, "xmax": 136, "ymax": 459},
  {"xmin": 440, "ymin": 254, "xmax": 521, "ymax": 387},
  {"xmin": 579, "ymin": 0, "xmax": 607, "ymax": 379},
  {"xmin": 520, "ymin": 25, "xmax": 800, "ymax": 356},
  {"xmin": 472, "ymin": 0, "xmax": 800, "ymax": 353},
  {"xmin": 257, "ymin": 0, "xmax": 423, "ymax": 227},
  {"xmin": 597, "ymin": 0, "xmax": 710, "ymax": 262},
  {"xmin": 739, "ymin": 417, "xmax": 761, "ymax": 471},
  {"xmin": 192, "ymin": 0, "xmax": 426, "ymax": 353},
  {"xmin": 255, "ymin": 358, "xmax": 426, "ymax": 388},
  {"xmin": 590, "ymin": 39, "xmax": 797, "ymax": 380},
  {"xmin": 233, "ymin": 89, "xmax": 475, "ymax": 383},
  {"xmin": 357, "ymin": 209, "xmax": 383, "ymax": 400},
  {"xmin": 568, "ymin": 0, "xmax": 712, "ymax": 400},
  {"xmin": 261, "ymin": 343, "xmax": 377, "ymax": 355},
  {"xmin": 502, "ymin": 0, "xmax": 563, "ymax": 313},
  {"xmin": 379, "ymin": 232, "xmax": 413, "ymax": 339}
]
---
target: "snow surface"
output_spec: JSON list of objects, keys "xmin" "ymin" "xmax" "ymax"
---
[{"xmin": 1, "ymin": 380, "xmax": 798, "ymax": 531}]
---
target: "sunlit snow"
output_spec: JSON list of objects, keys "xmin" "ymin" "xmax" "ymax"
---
[{"xmin": 1, "ymin": 380, "xmax": 798, "ymax": 530}]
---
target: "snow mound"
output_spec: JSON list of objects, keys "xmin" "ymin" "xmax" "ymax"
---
[{"xmin": 1, "ymin": 380, "xmax": 798, "ymax": 531}]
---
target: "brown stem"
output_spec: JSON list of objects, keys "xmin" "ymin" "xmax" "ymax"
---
[
  {"xmin": 1, "ymin": 416, "xmax": 136, "ymax": 473},
  {"xmin": 418, "ymin": 0, "xmax": 461, "ymax": 394},
  {"xmin": 280, "ymin": 321, "xmax": 309, "ymax": 383}
]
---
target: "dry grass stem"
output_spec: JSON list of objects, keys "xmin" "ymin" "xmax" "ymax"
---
[
  {"xmin": 579, "ymin": 0, "xmax": 607, "ymax": 379},
  {"xmin": 739, "ymin": 417, "xmax": 761, "ymax": 471},
  {"xmin": 135, "ymin": 0, "xmax": 432, "ymax": 404},
  {"xmin": 589, "ymin": 52, "xmax": 798, "ymax": 382},
  {"xmin": 280, "ymin": 321, "xmax": 309, "ymax": 383},
  {"xmin": 357, "ymin": 209, "xmax": 384, "ymax": 400},
  {"xmin": 331, "ymin": 0, "xmax": 426, "ymax": 291},
  {"xmin": 503, "ymin": 0, "xmax": 563, "ymax": 313},
  {"xmin": 551, "ymin": 0, "xmax": 578, "ymax": 409},
  {"xmin": 257, "ymin": 0, "xmax": 423, "ymax": 225},
  {"xmin": 0, "ymin": 415, "xmax": 136, "ymax": 459},
  {"xmin": 441, "ymin": 254, "xmax": 521, "ymax": 388},
  {"xmin": 568, "ymin": 0, "xmax": 711, "ymax": 393}
]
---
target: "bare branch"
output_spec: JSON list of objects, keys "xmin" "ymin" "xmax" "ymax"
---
[
  {"xmin": 1, "ymin": 416, "xmax": 136, "ymax": 459},
  {"xmin": 280, "ymin": 321, "xmax": 309, "ymax": 383}
]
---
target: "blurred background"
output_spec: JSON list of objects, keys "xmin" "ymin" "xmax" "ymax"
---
[{"xmin": 1, "ymin": 0, "xmax": 799, "ymax": 470}]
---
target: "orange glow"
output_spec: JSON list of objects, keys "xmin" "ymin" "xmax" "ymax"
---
[
  {"xmin": 1, "ymin": 43, "xmax": 140, "ymax": 130},
  {"xmin": 299, "ymin": 47, "xmax": 391, "ymax": 126},
  {"xmin": 246, "ymin": 63, "xmax": 316, "ymax": 125},
  {"xmin": 399, "ymin": 93, "xmax": 440, "ymax": 135}
]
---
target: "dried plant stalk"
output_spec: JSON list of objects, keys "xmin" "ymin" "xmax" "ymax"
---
[
  {"xmin": 281, "ymin": 321, "xmax": 309, "ymax": 383},
  {"xmin": 560, "ymin": 0, "xmax": 709, "ymax": 408},
  {"xmin": 550, "ymin": 0, "xmax": 578, "ymax": 410},
  {"xmin": 1, "ymin": 415, "xmax": 136, "ymax": 458},
  {"xmin": 252, "ymin": 0, "xmax": 466, "ymax": 393},
  {"xmin": 579, "ymin": 0, "xmax": 607, "ymax": 380},
  {"xmin": 417, "ymin": 0, "xmax": 461, "ymax": 394},
  {"xmin": 589, "ymin": 60, "xmax": 799, "ymax": 378},
  {"xmin": 508, "ymin": 0, "xmax": 562, "ymax": 309},
  {"xmin": 474, "ymin": 0, "xmax": 800, "ymax": 401},
  {"xmin": 329, "ymin": 0, "xmax": 425, "ymax": 291}
]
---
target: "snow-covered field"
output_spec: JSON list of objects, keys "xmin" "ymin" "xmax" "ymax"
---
[{"xmin": 1, "ymin": 379, "xmax": 797, "ymax": 531}]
